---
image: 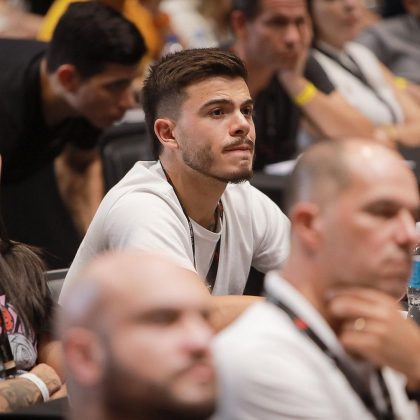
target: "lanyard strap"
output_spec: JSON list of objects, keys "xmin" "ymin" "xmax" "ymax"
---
[
  {"xmin": 159, "ymin": 162, "xmax": 222, "ymax": 292},
  {"xmin": 266, "ymin": 293, "xmax": 395, "ymax": 420},
  {"xmin": 315, "ymin": 46, "xmax": 399, "ymax": 124}
]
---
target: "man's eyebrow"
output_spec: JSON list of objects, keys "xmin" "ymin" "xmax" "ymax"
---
[{"xmin": 199, "ymin": 98, "xmax": 254, "ymax": 111}]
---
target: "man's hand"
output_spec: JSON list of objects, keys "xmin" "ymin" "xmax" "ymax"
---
[
  {"xmin": 277, "ymin": 16, "xmax": 313, "ymax": 83},
  {"xmin": 326, "ymin": 287, "xmax": 420, "ymax": 389}
]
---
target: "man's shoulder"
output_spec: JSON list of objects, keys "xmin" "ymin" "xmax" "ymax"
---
[
  {"xmin": 100, "ymin": 161, "xmax": 175, "ymax": 213},
  {"xmin": 0, "ymin": 39, "xmax": 46, "ymax": 64},
  {"xmin": 365, "ymin": 14, "xmax": 411, "ymax": 38},
  {"xmin": 215, "ymin": 299, "xmax": 290, "ymax": 348}
]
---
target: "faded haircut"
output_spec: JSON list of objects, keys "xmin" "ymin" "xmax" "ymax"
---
[{"xmin": 142, "ymin": 48, "xmax": 248, "ymax": 159}]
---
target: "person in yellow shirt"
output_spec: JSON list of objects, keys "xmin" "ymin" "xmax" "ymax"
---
[{"xmin": 38, "ymin": 0, "xmax": 169, "ymax": 60}]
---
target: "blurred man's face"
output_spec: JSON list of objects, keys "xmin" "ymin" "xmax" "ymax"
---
[
  {"xmin": 101, "ymin": 270, "xmax": 216, "ymax": 420},
  {"xmin": 316, "ymin": 145, "xmax": 419, "ymax": 299},
  {"xmin": 405, "ymin": 0, "xmax": 420, "ymax": 18},
  {"xmin": 242, "ymin": 0, "xmax": 312, "ymax": 70},
  {"xmin": 73, "ymin": 63, "xmax": 139, "ymax": 129}
]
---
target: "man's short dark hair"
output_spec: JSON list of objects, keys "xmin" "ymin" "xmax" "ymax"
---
[
  {"xmin": 142, "ymin": 48, "xmax": 248, "ymax": 158},
  {"xmin": 46, "ymin": 1, "xmax": 147, "ymax": 79},
  {"xmin": 231, "ymin": 0, "xmax": 262, "ymax": 20}
]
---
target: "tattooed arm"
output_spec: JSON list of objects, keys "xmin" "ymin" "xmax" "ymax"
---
[{"xmin": 0, "ymin": 363, "xmax": 61, "ymax": 412}]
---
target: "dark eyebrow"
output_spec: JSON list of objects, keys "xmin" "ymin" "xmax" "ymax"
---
[{"xmin": 199, "ymin": 98, "xmax": 254, "ymax": 112}]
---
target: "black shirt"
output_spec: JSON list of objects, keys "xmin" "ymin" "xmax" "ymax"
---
[
  {"xmin": 0, "ymin": 38, "xmax": 101, "ymax": 184},
  {"xmin": 253, "ymin": 54, "xmax": 335, "ymax": 169}
]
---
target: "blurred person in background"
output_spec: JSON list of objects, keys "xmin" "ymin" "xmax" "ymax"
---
[
  {"xmin": 160, "ymin": 0, "xmax": 233, "ymax": 48},
  {"xmin": 215, "ymin": 139, "xmax": 420, "ymax": 419},
  {"xmin": 229, "ymin": 0, "xmax": 375, "ymax": 170},
  {"xmin": 0, "ymin": 156, "xmax": 63, "ymax": 412},
  {"xmin": 0, "ymin": 2, "xmax": 146, "ymax": 269},
  {"xmin": 59, "ymin": 250, "xmax": 216, "ymax": 420},
  {"xmin": 309, "ymin": 0, "xmax": 420, "ymax": 147},
  {"xmin": 358, "ymin": 0, "xmax": 420, "ymax": 104}
]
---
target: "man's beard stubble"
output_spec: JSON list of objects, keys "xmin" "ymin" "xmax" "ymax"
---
[
  {"xmin": 102, "ymin": 353, "xmax": 215, "ymax": 420},
  {"xmin": 182, "ymin": 140, "xmax": 254, "ymax": 184}
]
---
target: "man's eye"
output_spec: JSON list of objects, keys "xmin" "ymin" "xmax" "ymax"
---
[
  {"xmin": 368, "ymin": 205, "xmax": 398, "ymax": 218},
  {"xmin": 210, "ymin": 109, "xmax": 224, "ymax": 117},
  {"xmin": 142, "ymin": 310, "xmax": 178, "ymax": 326},
  {"xmin": 242, "ymin": 107, "xmax": 253, "ymax": 117}
]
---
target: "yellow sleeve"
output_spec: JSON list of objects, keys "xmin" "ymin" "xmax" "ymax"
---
[{"xmin": 123, "ymin": 1, "xmax": 164, "ymax": 60}]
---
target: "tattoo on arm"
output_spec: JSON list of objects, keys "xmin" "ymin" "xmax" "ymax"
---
[{"xmin": 0, "ymin": 379, "xmax": 43, "ymax": 412}]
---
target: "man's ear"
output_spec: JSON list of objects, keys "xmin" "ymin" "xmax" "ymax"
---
[
  {"xmin": 56, "ymin": 64, "xmax": 81, "ymax": 92},
  {"xmin": 230, "ymin": 10, "xmax": 248, "ymax": 38},
  {"xmin": 63, "ymin": 328, "xmax": 106, "ymax": 387},
  {"xmin": 154, "ymin": 118, "xmax": 179, "ymax": 151},
  {"xmin": 290, "ymin": 202, "xmax": 323, "ymax": 251}
]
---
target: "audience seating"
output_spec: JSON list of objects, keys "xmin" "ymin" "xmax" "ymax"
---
[
  {"xmin": 99, "ymin": 121, "xmax": 154, "ymax": 192},
  {"xmin": 45, "ymin": 269, "xmax": 68, "ymax": 303}
]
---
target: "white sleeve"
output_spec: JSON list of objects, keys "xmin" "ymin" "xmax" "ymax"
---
[{"xmin": 249, "ymin": 187, "xmax": 290, "ymax": 272}]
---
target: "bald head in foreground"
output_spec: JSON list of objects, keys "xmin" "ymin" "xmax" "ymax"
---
[
  {"xmin": 214, "ymin": 139, "xmax": 420, "ymax": 419},
  {"xmin": 58, "ymin": 251, "xmax": 216, "ymax": 420}
]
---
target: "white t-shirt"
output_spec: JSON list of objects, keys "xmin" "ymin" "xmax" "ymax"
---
[
  {"xmin": 313, "ymin": 42, "xmax": 404, "ymax": 126},
  {"xmin": 59, "ymin": 162, "xmax": 290, "ymax": 301},
  {"xmin": 213, "ymin": 272, "xmax": 418, "ymax": 420}
]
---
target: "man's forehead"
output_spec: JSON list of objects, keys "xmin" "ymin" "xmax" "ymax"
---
[
  {"xmin": 260, "ymin": 0, "xmax": 308, "ymax": 15},
  {"xmin": 340, "ymin": 156, "xmax": 419, "ymax": 208},
  {"xmin": 88, "ymin": 63, "xmax": 139, "ymax": 82},
  {"xmin": 184, "ymin": 77, "xmax": 251, "ymax": 103}
]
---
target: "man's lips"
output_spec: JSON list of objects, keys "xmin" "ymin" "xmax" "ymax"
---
[
  {"xmin": 224, "ymin": 145, "xmax": 253, "ymax": 152},
  {"xmin": 223, "ymin": 140, "xmax": 254, "ymax": 153}
]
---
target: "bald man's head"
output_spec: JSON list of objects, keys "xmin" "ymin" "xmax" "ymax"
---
[
  {"xmin": 283, "ymin": 138, "xmax": 419, "ymax": 299},
  {"xmin": 284, "ymin": 138, "xmax": 413, "ymax": 215},
  {"xmin": 59, "ymin": 251, "xmax": 210, "ymax": 333},
  {"xmin": 59, "ymin": 251, "xmax": 216, "ymax": 420}
]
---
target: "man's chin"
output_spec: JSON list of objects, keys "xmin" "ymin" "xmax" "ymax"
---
[{"xmin": 216, "ymin": 168, "xmax": 253, "ymax": 184}]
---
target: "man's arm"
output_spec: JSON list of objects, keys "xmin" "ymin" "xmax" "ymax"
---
[
  {"xmin": 210, "ymin": 295, "xmax": 262, "ymax": 332},
  {"xmin": 373, "ymin": 65, "xmax": 420, "ymax": 147},
  {"xmin": 0, "ymin": 363, "xmax": 61, "ymax": 412},
  {"xmin": 278, "ymin": 69, "xmax": 374, "ymax": 140}
]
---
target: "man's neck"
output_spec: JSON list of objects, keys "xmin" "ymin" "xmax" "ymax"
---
[
  {"xmin": 40, "ymin": 59, "xmax": 78, "ymax": 127},
  {"xmin": 281, "ymin": 256, "xmax": 341, "ymax": 334},
  {"xmin": 231, "ymin": 42, "xmax": 276, "ymax": 98},
  {"xmin": 159, "ymin": 157, "xmax": 226, "ymax": 230}
]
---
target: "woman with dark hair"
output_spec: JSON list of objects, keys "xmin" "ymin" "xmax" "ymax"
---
[
  {"xmin": 308, "ymin": 0, "xmax": 420, "ymax": 147},
  {"xmin": 0, "ymin": 157, "xmax": 63, "ymax": 411}
]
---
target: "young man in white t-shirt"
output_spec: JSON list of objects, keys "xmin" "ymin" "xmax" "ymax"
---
[{"xmin": 61, "ymin": 48, "xmax": 290, "ymax": 329}]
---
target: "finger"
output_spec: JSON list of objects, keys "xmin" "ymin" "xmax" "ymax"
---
[
  {"xmin": 327, "ymin": 295, "xmax": 394, "ymax": 323},
  {"xmin": 338, "ymin": 330, "xmax": 387, "ymax": 366},
  {"xmin": 326, "ymin": 287, "xmax": 398, "ymax": 306}
]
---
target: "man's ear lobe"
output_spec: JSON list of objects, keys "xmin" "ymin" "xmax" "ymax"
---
[
  {"xmin": 64, "ymin": 328, "xmax": 106, "ymax": 387},
  {"xmin": 231, "ymin": 10, "xmax": 247, "ymax": 36},
  {"xmin": 154, "ymin": 118, "xmax": 178, "ymax": 150},
  {"xmin": 56, "ymin": 64, "xmax": 80, "ymax": 92},
  {"xmin": 290, "ymin": 202, "xmax": 322, "ymax": 249}
]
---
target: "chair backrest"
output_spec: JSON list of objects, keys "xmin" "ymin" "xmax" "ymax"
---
[
  {"xmin": 45, "ymin": 269, "xmax": 69, "ymax": 303},
  {"xmin": 100, "ymin": 121, "xmax": 154, "ymax": 192}
]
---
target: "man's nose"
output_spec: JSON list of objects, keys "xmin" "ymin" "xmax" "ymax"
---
[
  {"xmin": 182, "ymin": 315, "xmax": 214, "ymax": 352},
  {"xmin": 396, "ymin": 210, "xmax": 417, "ymax": 248},
  {"xmin": 229, "ymin": 111, "xmax": 251, "ymax": 137},
  {"xmin": 284, "ymin": 23, "xmax": 301, "ymax": 46}
]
